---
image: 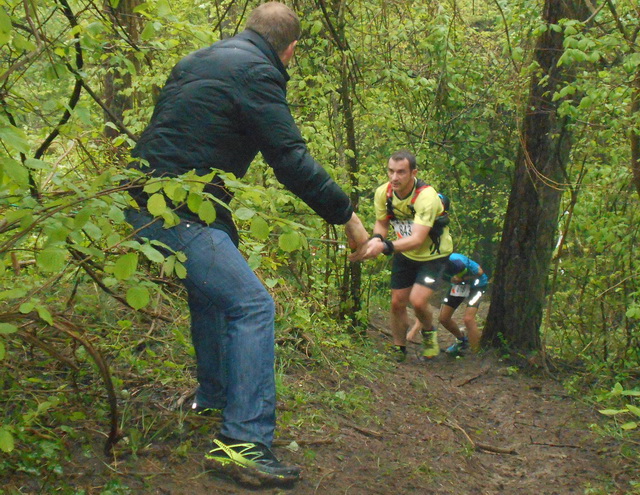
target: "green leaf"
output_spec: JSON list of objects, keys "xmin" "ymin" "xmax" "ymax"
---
[
  {"xmin": 0, "ymin": 124, "xmax": 30, "ymax": 154},
  {"xmin": 626, "ymin": 404, "xmax": 640, "ymax": 418},
  {"xmin": 187, "ymin": 192, "xmax": 202, "ymax": 213},
  {"xmin": 1, "ymin": 157, "xmax": 30, "ymax": 187},
  {"xmin": 36, "ymin": 306, "xmax": 53, "ymax": 325},
  {"xmin": 310, "ymin": 19, "xmax": 322, "ymax": 35},
  {"xmin": 156, "ymin": 0, "xmax": 172, "ymax": 17},
  {"xmin": 36, "ymin": 248, "xmax": 67, "ymax": 273},
  {"xmin": 19, "ymin": 302, "xmax": 34, "ymax": 314},
  {"xmin": 0, "ymin": 341, "xmax": 5, "ymax": 360},
  {"xmin": 140, "ymin": 22, "xmax": 156, "ymax": 41},
  {"xmin": 0, "ymin": 428, "xmax": 14, "ymax": 453},
  {"xmin": 250, "ymin": 216, "xmax": 270, "ymax": 241},
  {"xmin": 198, "ymin": 200, "xmax": 216, "ymax": 224},
  {"xmin": 139, "ymin": 244, "xmax": 164, "ymax": 263},
  {"xmin": 620, "ymin": 422, "xmax": 638, "ymax": 431},
  {"xmin": 247, "ymin": 252, "xmax": 261, "ymax": 270},
  {"xmin": 147, "ymin": 193, "xmax": 167, "ymax": 216},
  {"xmin": 163, "ymin": 255, "xmax": 175, "ymax": 275},
  {"xmin": 174, "ymin": 261, "xmax": 187, "ymax": 279},
  {"xmin": 24, "ymin": 158, "xmax": 48, "ymax": 170},
  {"xmin": 278, "ymin": 231, "xmax": 300, "ymax": 252},
  {"xmin": 599, "ymin": 408, "xmax": 627, "ymax": 416},
  {"xmin": 0, "ymin": 7, "xmax": 12, "ymax": 46},
  {"xmin": 126, "ymin": 286, "xmax": 150, "ymax": 309},
  {"xmin": 113, "ymin": 253, "xmax": 138, "ymax": 280},
  {"xmin": 143, "ymin": 181, "xmax": 164, "ymax": 194},
  {"xmin": 0, "ymin": 323, "xmax": 18, "ymax": 334},
  {"xmin": 621, "ymin": 390, "xmax": 640, "ymax": 397},
  {"xmin": 0, "ymin": 288, "xmax": 27, "ymax": 301},
  {"xmin": 611, "ymin": 383, "xmax": 624, "ymax": 395},
  {"xmin": 625, "ymin": 306, "xmax": 640, "ymax": 319},
  {"xmin": 235, "ymin": 207, "xmax": 255, "ymax": 221},
  {"xmin": 163, "ymin": 181, "xmax": 187, "ymax": 202}
]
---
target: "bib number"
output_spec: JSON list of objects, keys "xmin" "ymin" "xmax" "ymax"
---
[
  {"xmin": 450, "ymin": 284, "xmax": 470, "ymax": 297},
  {"xmin": 391, "ymin": 219, "xmax": 413, "ymax": 238}
]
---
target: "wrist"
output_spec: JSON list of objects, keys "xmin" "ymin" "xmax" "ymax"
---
[
  {"xmin": 371, "ymin": 233, "xmax": 385, "ymax": 241},
  {"xmin": 382, "ymin": 239, "xmax": 395, "ymax": 256}
]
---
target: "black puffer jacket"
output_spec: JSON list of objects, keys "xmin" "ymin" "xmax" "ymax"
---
[{"xmin": 131, "ymin": 29, "xmax": 354, "ymax": 246}]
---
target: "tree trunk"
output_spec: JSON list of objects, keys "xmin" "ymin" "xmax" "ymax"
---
[
  {"xmin": 318, "ymin": 0, "xmax": 363, "ymax": 324},
  {"xmin": 631, "ymin": 70, "xmax": 640, "ymax": 198},
  {"xmin": 103, "ymin": 0, "xmax": 140, "ymax": 140},
  {"xmin": 483, "ymin": 0, "xmax": 590, "ymax": 352}
]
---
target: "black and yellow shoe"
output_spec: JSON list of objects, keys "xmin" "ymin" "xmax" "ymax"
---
[
  {"xmin": 421, "ymin": 328, "xmax": 440, "ymax": 359},
  {"xmin": 387, "ymin": 345, "xmax": 407, "ymax": 363},
  {"xmin": 191, "ymin": 402, "xmax": 222, "ymax": 417},
  {"xmin": 205, "ymin": 435, "xmax": 301, "ymax": 486}
]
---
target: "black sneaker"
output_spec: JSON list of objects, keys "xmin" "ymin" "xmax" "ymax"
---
[
  {"xmin": 387, "ymin": 345, "xmax": 407, "ymax": 363},
  {"xmin": 205, "ymin": 435, "xmax": 301, "ymax": 486},
  {"xmin": 191, "ymin": 402, "xmax": 222, "ymax": 417}
]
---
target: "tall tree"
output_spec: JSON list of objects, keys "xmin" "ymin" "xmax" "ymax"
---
[
  {"xmin": 483, "ymin": 0, "xmax": 591, "ymax": 353},
  {"xmin": 313, "ymin": 0, "xmax": 363, "ymax": 322},
  {"xmin": 103, "ymin": 0, "xmax": 141, "ymax": 141}
]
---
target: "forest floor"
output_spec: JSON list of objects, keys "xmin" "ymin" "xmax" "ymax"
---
[{"xmin": 5, "ymin": 307, "xmax": 637, "ymax": 495}]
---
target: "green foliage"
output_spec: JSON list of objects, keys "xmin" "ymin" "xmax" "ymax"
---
[{"xmin": 1, "ymin": 0, "xmax": 639, "ymax": 490}]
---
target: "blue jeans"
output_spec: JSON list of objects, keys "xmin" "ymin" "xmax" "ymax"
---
[{"xmin": 125, "ymin": 209, "xmax": 276, "ymax": 446}]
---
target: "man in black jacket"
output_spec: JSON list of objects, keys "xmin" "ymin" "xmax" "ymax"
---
[{"xmin": 126, "ymin": 2, "xmax": 368, "ymax": 486}]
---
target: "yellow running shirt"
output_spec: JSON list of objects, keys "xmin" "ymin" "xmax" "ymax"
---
[{"xmin": 374, "ymin": 180, "xmax": 453, "ymax": 262}]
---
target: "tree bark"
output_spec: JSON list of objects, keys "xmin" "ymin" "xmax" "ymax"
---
[
  {"xmin": 630, "ymin": 70, "xmax": 640, "ymax": 198},
  {"xmin": 317, "ymin": 0, "xmax": 363, "ymax": 324},
  {"xmin": 483, "ymin": 0, "xmax": 590, "ymax": 352},
  {"xmin": 103, "ymin": 0, "xmax": 141, "ymax": 140}
]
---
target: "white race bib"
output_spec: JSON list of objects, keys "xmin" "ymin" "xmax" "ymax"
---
[
  {"xmin": 391, "ymin": 219, "xmax": 413, "ymax": 238},
  {"xmin": 450, "ymin": 284, "xmax": 470, "ymax": 297}
]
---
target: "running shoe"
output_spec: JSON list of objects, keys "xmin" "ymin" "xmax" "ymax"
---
[
  {"xmin": 445, "ymin": 336, "xmax": 469, "ymax": 356},
  {"xmin": 191, "ymin": 402, "xmax": 222, "ymax": 417},
  {"xmin": 421, "ymin": 327, "xmax": 440, "ymax": 359},
  {"xmin": 206, "ymin": 436, "xmax": 301, "ymax": 486},
  {"xmin": 388, "ymin": 345, "xmax": 407, "ymax": 363}
]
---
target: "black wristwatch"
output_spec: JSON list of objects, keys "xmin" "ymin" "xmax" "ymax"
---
[{"xmin": 382, "ymin": 239, "xmax": 395, "ymax": 256}]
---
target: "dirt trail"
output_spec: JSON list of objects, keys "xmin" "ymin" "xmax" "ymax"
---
[
  {"xmin": 9, "ymin": 305, "xmax": 628, "ymax": 495},
  {"xmin": 98, "ymin": 312, "xmax": 631, "ymax": 495}
]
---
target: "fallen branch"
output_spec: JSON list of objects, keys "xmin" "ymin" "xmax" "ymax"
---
[
  {"xmin": 339, "ymin": 415, "xmax": 384, "ymax": 438},
  {"xmin": 454, "ymin": 365, "xmax": 490, "ymax": 387},
  {"xmin": 445, "ymin": 419, "xmax": 518, "ymax": 455},
  {"xmin": 531, "ymin": 439, "xmax": 583, "ymax": 449}
]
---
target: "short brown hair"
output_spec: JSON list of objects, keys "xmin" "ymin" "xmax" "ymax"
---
[
  {"xmin": 246, "ymin": 2, "xmax": 301, "ymax": 54},
  {"xmin": 390, "ymin": 150, "xmax": 417, "ymax": 170}
]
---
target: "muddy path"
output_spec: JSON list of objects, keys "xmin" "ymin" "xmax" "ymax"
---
[
  {"xmin": 7, "ymin": 309, "xmax": 633, "ymax": 494},
  {"xmin": 90, "ymin": 314, "xmax": 631, "ymax": 495}
]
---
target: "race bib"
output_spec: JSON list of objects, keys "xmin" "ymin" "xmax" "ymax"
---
[
  {"xmin": 391, "ymin": 219, "xmax": 413, "ymax": 238},
  {"xmin": 450, "ymin": 284, "xmax": 470, "ymax": 297}
]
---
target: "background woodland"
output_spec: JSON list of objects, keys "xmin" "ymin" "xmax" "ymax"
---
[{"xmin": 0, "ymin": 0, "xmax": 638, "ymax": 491}]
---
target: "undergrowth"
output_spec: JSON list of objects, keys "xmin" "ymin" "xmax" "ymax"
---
[{"xmin": 0, "ymin": 270, "xmax": 386, "ymax": 494}]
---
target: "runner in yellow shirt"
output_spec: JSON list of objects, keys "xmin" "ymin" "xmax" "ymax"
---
[{"xmin": 355, "ymin": 150, "xmax": 452, "ymax": 361}]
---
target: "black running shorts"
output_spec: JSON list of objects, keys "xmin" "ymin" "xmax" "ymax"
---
[
  {"xmin": 442, "ymin": 287, "xmax": 486, "ymax": 309},
  {"xmin": 390, "ymin": 254, "xmax": 449, "ymax": 290}
]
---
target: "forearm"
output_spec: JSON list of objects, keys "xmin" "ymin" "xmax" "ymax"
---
[
  {"xmin": 387, "ymin": 234, "xmax": 425, "ymax": 253},
  {"xmin": 372, "ymin": 219, "xmax": 389, "ymax": 238}
]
